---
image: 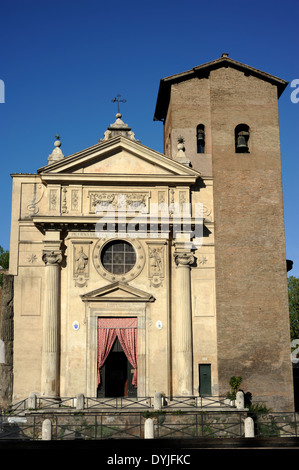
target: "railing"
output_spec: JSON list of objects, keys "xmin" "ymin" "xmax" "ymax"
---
[
  {"xmin": 162, "ymin": 395, "xmax": 232, "ymax": 408},
  {"xmin": 3, "ymin": 397, "xmax": 77, "ymax": 415},
  {"xmin": 254, "ymin": 412, "xmax": 299, "ymax": 438},
  {"xmin": 3, "ymin": 395, "xmax": 299, "ymax": 441},
  {"xmin": 156, "ymin": 412, "xmax": 244, "ymax": 439},
  {"xmin": 4, "ymin": 395, "xmax": 232, "ymax": 414},
  {"xmin": 0, "ymin": 413, "xmax": 144, "ymax": 440},
  {"xmin": 54, "ymin": 413, "xmax": 143, "ymax": 440},
  {"xmin": 36, "ymin": 396, "xmax": 77, "ymax": 410},
  {"xmin": 4, "ymin": 399, "xmax": 28, "ymax": 415},
  {"xmin": 0, "ymin": 414, "xmax": 42, "ymax": 440},
  {"xmin": 2, "ymin": 394, "xmax": 245, "ymax": 415},
  {"xmin": 85, "ymin": 396, "xmax": 153, "ymax": 410},
  {"xmin": 1, "ymin": 411, "xmax": 298, "ymax": 441}
]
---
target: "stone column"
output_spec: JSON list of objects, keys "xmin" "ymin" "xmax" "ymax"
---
[
  {"xmin": 42, "ymin": 419, "xmax": 52, "ymax": 440},
  {"xmin": 236, "ymin": 391, "xmax": 245, "ymax": 409},
  {"xmin": 41, "ymin": 249, "xmax": 62, "ymax": 397},
  {"xmin": 76, "ymin": 393, "xmax": 85, "ymax": 410},
  {"xmin": 154, "ymin": 392, "xmax": 162, "ymax": 410},
  {"xmin": 244, "ymin": 417, "xmax": 255, "ymax": 437},
  {"xmin": 144, "ymin": 418, "xmax": 154, "ymax": 439},
  {"xmin": 174, "ymin": 251, "xmax": 194, "ymax": 396}
]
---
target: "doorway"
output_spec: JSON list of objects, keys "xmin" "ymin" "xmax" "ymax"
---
[
  {"xmin": 97, "ymin": 337, "xmax": 137, "ymax": 398},
  {"xmin": 198, "ymin": 364, "xmax": 211, "ymax": 396},
  {"xmin": 105, "ymin": 349, "xmax": 128, "ymax": 397}
]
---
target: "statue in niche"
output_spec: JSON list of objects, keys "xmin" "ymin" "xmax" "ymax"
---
[
  {"xmin": 149, "ymin": 247, "xmax": 162, "ymax": 275},
  {"xmin": 75, "ymin": 246, "xmax": 89, "ymax": 273}
]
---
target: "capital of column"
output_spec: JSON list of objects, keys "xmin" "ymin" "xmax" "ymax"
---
[
  {"xmin": 174, "ymin": 251, "xmax": 194, "ymax": 267},
  {"xmin": 42, "ymin": 250, "xmax": 63, "ymax": 266}
]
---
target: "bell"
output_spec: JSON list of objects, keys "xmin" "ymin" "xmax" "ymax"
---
[
  {"xmin": 197, "ymin": 130, "xmax": 205, "ymax": 142},
  {"xmin": 237, "ymin": 134, "xmax": 248, "ymax": 151}
]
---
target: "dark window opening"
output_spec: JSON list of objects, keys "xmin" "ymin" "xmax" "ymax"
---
[
  {"xmin": 196, "ymin": 124, "xmax": 205, "ymax": 153},
  {"xmin": 235, "ymin": 124, "xmax": 250, "ymax": 153}
]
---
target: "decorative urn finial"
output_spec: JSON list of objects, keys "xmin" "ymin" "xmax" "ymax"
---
[{"xmin": 48, "ymin": 134, "xmax": 64, "ymax": 164}]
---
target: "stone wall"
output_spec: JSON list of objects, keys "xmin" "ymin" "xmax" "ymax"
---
[{"xmin": 0, "ymin": 274, "xmax": 14, "ymax": 408}]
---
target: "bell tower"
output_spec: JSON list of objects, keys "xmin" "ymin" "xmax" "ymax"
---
[{"xmin": 154, "ymin": 54, "xmax": 294, "ymax": 410}]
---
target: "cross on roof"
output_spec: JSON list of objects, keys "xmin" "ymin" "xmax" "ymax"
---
[{"xmin": 111, "ymin": 94, "xmax": 126, "ymax": 114}]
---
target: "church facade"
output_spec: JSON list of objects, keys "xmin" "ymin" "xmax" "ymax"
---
[{"xmin": 8, "ymin": 54, "xmax": 294, "ymax": 411}]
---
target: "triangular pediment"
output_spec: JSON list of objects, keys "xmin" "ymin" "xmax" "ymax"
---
[
  {"xmin": 80, "ymin": 281, "xmax": 155, "ymax": 302},
  {"xmin": 38, "ymin": 135, "xmax": 200, "ymax": 183}
]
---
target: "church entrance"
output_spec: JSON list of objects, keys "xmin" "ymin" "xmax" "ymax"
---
[
  {"xmin": 98, "ymin": 337, "xmax": 137, "ymax": 397},
  {"xmin": 105, "ymin": 341, "xmax": 128, "ymax": 397},
  {"xmin": 96, "ymin": 317, "xmax": 138, "ymax": 398}
]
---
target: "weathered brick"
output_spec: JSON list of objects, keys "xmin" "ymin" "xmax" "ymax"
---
[{"xmin": 156, "ymin": 56, "xmax": 294, "ymax": 411}]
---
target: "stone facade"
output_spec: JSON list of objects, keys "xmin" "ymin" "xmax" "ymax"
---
[{"xmin": 6, "ymin": 54, "xmax": 294, "ymax": 411}]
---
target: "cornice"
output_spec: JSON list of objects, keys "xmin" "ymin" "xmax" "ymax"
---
[{"xmin": 38, "ymin": 173, "xmax": 199, "ymax": 185}]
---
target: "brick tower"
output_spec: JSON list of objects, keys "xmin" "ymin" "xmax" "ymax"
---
[{"xmin": 154, "ymin": 53, "xmax": 294, "ymax": 411}]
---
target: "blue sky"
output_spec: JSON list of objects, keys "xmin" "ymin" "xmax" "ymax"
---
[{"xmin": 0, "ymin": 0, "xmax": 298, "ymax": 276}]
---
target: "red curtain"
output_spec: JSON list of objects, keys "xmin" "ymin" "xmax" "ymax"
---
[
  {"xmin": 97, "ymin": 327, "xmax": 117, "ymax": 386},
  {"xmin": 97, "ymin": 317, "xmax": 138, "ymax": 387},
  {"xmin": 117, "ymin": 327, "xmax": 138, "ymax": 386}
]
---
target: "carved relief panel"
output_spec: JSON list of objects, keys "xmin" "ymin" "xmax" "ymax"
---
[
  {"xmin": 72, "ymin": 241, "xmax": 92, "ymax": 287},
  {"xmin": 146, "ymin": 241, "xmax": 167, "ymax": 287},
  {"xmin": 87, "ymin": 190, "xmax": 151, "ymax": 214},
  {"xmin": 21, "ymin": 182, "xmax": 45, "ymax": 219},
  {"xmin": 168, "ymin": 187, "xmax": 190, "ymax": 217},
  {"xmin": 70, "ymin": 186, "xmax": 82, "ymax": 213},
  {"xmin": 47, "ymin": 185, "xmax": 82, "ymax": 215},
  {"xmin": 48, "ymin": 185, "xmax": 61, "ymax": 214},
  {"xmin": 61, "ymin": 186, "xmax": 68, "ymax": 214}
]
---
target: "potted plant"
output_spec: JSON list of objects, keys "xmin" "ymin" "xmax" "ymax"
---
[{"xmin": 226, "ymin": 376, "xmax": 242, "ymax": 406}]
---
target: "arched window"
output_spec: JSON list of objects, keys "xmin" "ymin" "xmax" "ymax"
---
[
  {"xmin": 196, "ymin": 124, "xmax": 205, "ymax": 153},
  {"xmin": 235, "ymin": 124, "xmax": 250, "ymax": 153}
]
